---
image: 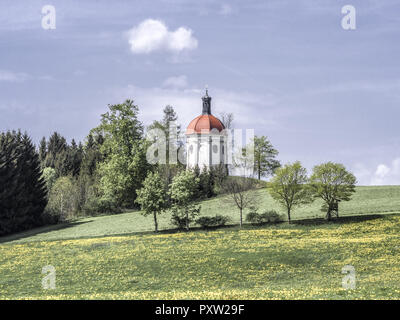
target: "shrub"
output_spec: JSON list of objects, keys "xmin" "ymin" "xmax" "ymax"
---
[
  {"xmin": 39, "ymin": 209, "xmax": 61, "ymax": 225},
  {"xmin": 170, "ymin": 204, "xmax": 201, "ymax": 230},
  {"xmin": 169, "ymin": 171, "xmax": 200, "ymax": 231},
  {"xmin": 261, "ymin": 210, "xmax": 283, "ymax": 223},
  {"xmin": 246, "ymin": 210, "xmax": 283, "ymax": 225},
  {"xmin": 46, "ymin": 176, "xmax": 78, "ymax": 222},
  {"xmin": 196, "ymin": 215, "xmax": 230, "ymax": 229},
  {"xmin": 246, "ymin": 211, "xmax": 261, "ymax": 225},
  {"xmin": 171, "ymin": 213, "xmax": 191, "ymax": 230},
  {"xmin": 82, "ymin": 196, "xmax": 121, "ymax": 216}
]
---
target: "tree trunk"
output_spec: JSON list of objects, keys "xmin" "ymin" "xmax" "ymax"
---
[
  {"xmin": 60, "ymin": 194, "xmax": 64, "ymax": 222},
  {"xmin": 153, "ymin": 211, "xmax": 158, "ymax": 232},
  {"xmin": 326, "ymin": 208, "xmax": 331, "ymax": 221},
  {"xmin": 186, "ymin": 210, "xmax": 189, "ymax": 231},
  {"xmin": 287, "ymin": 208, "xmax": 291, "ymax": 224},
  {"xmin": 240, "ymin": 208, "xmax": 243, "ymax": 228}
]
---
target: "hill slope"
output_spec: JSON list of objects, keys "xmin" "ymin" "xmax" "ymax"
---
[
  {"xmin": 0, "ymin": 213, "xmax": 399, "ymax": 299},
  {"xmin": 2, "ymin": 185, "xmax": 400, "ymax": 243}
]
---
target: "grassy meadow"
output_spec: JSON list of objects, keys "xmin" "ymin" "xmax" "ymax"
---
[
  {"xmin": 2, "ymin": 185, "xmax": 400, "ymax": 243},
  {"xmin": 0, "ymin": 185, "xmax": 399, "ymax": 299}
]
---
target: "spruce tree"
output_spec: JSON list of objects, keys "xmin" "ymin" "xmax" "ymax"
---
[
  {"xmin": 38, "ymin": 136, "xmax": 47, "ymax": 168},
  {"xmin": 0, "ymin": 132, "xmax": 20, "ymax": 234},
  {"xmin": 19, "ymin": 132, "xmax": 47, "ymax": 226},
  {"xmin": 66, "ymin": 139, "xmax": 83, "ymax": 177},
  {"xmin": 0, "ymin": 131, "xmax": 47, "ymax": 235},
  {"xmin": 45, "ymin": 132, "xmax": 68, "ymax": 175},
  {"xmin": 80, "ymin": 133, "xmax": 103, "ymax": 177}
]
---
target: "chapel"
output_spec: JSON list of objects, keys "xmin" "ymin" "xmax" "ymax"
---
[{"xmin": 185, "ymin": 90, "xmax": 227, "ymax": 170}]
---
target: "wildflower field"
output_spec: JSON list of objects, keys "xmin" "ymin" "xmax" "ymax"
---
[
  {"xmin": 2, "ymin": 185, "xmax": 400, "ymax": 243},
  {"xmin": 0, "ymin": 213, "xmax": 399, "ymax": 299}
]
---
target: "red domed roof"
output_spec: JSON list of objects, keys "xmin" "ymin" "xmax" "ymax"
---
[{"xmin": 186, "ymin": 114, "xmax": 225, "ymax": 134}]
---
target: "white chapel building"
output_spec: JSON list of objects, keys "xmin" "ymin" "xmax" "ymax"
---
[{"xmin": 185, "ymin": 90, "xmax": 227, "ymax": 170}]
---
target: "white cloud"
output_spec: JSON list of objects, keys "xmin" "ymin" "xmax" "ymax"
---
[
  {"xmin": 370, "ymin": 158, "xmax": 400, "ymax": 185},
  {"xmin": 0, "ymin": 70, "xmax": 29, "ymax": 82},
  {"xmin": 162, "ymin": 75, "xmax": 188, "ymax": 89},
  {"xmin": 37, "ymin": 75, "xmax": 54, "ymax": 81},
  {"xmin": 219, "ymin": 4, "xmax": 233, "ymax": 15},
  {"xmin": 127, "ymin": 19, "xmax": 198, "ymax": 54},
  {"xmin": 355, "ymin": 159, "xmax": 400, "ymax": 186},
  {"xmin": 73, "ymin": 69, "xmax": 87, "ymax": 77},
  {"xmin": 110, "ymin": 83, "xmax": 279, "ymax": 132},
  {"xmin": 375, "ymin": 164, "xmax": 390, "ymax": 179},
  {"xmin": 0, "ymin": 70, "xmax": 54, "ymax": 82}
]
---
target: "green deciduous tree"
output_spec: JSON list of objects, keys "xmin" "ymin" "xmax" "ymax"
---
[
  {"xmin": 169, "ymin": 170, "xmax": 200, "ymax": 231},
  {"xmin": 93, "ymin": 100, "xmax": 152, "ymax": 207},
  {"xmin": 46, "ymin": 176, "xmax": 78, "ymax": 222},
  {"xmin": 223, "ymin": 176, "xmax": 257, "ymax": 228},
  {"xmin": 268, "ymin": 161, "xmax": 312, "ymax": 223},
  {"xmin": 42, "ymin": 167, "xmax": 57, "ymax": 194},
  {"xmin": 148, "ymin": 105, "xmax": 184, "ymax": 186},
  {"xmin": 253, "ymin": 135, "xmax": 280, "ymax": 180},
  {"xmin": 309, "ymin": 162, "xmax": 357, "ymax": 220},
  {"xmin": 75, "ymin": 133, "xmax": 105, "ymax": 214},
  {"xmin": 136, "ymin": 171, "xmax": 168, "ymax": 232}
]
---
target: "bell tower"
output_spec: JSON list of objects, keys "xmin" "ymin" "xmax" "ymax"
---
[{"xmin": 185, "ymin": 89, "xmax": 227, "ymax": 170}]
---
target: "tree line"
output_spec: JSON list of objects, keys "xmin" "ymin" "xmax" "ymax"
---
[
  {"xmin": 269, "ymin": 161, "xmax": 356, "ymax": 222},
  {"xmin": 1, "ymin": 100, "xmax": 256, "ymax": 235},
  {"xmin": 1, "ymin": 97, "xmax": 353, "ymax": 236},
  {"xmin": 224, "ymin": 160, "xmax": 357, "ymax": 227}
]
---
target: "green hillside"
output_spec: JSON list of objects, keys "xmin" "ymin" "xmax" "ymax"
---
[
  {"xmin": 2, "ymin": 185, "xmax": 400, "ymax": 244},
  {"xmin": 0, "ymin": 213, "xmax": 399, "ymax": 299},
  {"xmin": 1, "ymin": 185, "xmax": 399, "ymax": 299}
]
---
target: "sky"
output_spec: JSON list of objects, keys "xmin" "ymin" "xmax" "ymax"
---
[{"xmin": 0, "ymin": 0, "xmax": 399, "ymax": 185}]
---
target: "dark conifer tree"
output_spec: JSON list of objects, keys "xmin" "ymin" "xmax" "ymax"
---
[
  {"xmin": 0, "ymin": 132, "xmax": 21, "ymax": 235},
  {"xmin": 76, "ymin": 142, "xmax": 84, "ymax": 175},
  {"xmin": 65, "ymin": 139, "xmax": 83, "ymax": 177},
  {"xmin": 15, "ymin": 132, "xmax": 48, "ymax": 227},
  {"xmin": 80, "ymin": 133, "xmax": 103, "ymax": 177},
  {"xmin": 0, "ymin": 131, "xmax": 47, "ymax": 236},
  {"xmin": 38, "ymin": 136, "xmax": 47, "ymax": 168},
  {"xmin": 45, "ymin": 132, "xmax": 67, "ymax": 172}
]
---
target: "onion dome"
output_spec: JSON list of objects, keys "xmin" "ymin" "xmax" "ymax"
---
[{"xmin": 186, "ymin": 90, "xmax": 225, "ymax": 134}]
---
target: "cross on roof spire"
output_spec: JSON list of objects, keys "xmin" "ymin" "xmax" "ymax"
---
[{"xmin": 202, "ymin": 85, "xmax": 212, "ymax": 115}]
